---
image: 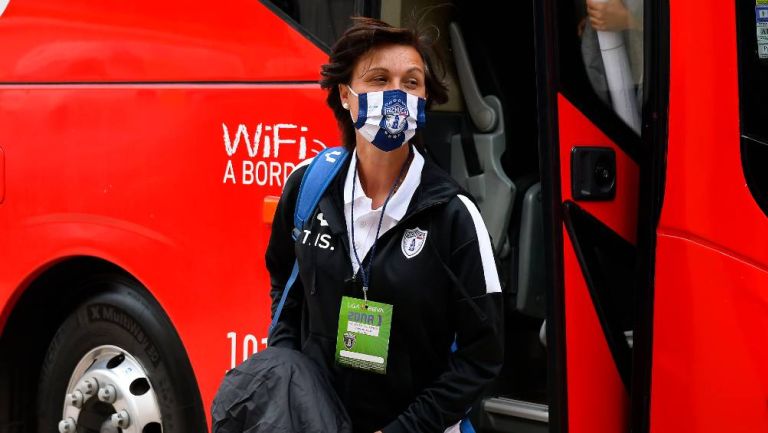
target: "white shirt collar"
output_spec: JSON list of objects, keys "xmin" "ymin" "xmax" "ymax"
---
[{"xmin": 343, "ymin": 146, "xmax": 425, "ymax": 223}]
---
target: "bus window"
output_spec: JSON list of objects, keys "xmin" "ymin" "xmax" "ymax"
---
[
  {"xmin": 566, "ymin": 0, "xmax": 645, "ymax": 135},
  {"xmin": 262, "ymin": 0, "xmax": 356, "ymax": 50},
  {"xmin": 738, "ymin": 0, "xmax": 768, "ymax": 217}
]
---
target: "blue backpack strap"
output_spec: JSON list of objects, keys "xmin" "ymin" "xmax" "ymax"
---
[
  {"xmin": 293, "ymin": 146, "xmax": 350, "ymax": 240},
  {"xmin": 269, "ymin": 261, "xmax": 300, "ymax": 333},
  {"xmin": 269, "ymin": 147, "xmax": 350, "ymax": 334}
]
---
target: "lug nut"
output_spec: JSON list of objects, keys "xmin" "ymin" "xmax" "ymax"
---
[
  {"xmin": 98, "ymin": 384, "xmax": 117, "ymax": 403},
  {"xmin": 67, "ymin": 390, "xmax": 84, "ymax": 408},
  {"xmin": 111, "ymin": 410, "xmax": 130, "ymax": 429},
  {"xmin": 58, "ymin": 417, "xmax": 76, "ymax": 433},
  {"xmin": 82, "ymin": 378, "xmax": 99, "ymax": 398}
]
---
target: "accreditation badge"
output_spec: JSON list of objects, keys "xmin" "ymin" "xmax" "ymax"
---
[{"xmin": 335, "ymin": 296, "xmax": 393, "ymax": 374}]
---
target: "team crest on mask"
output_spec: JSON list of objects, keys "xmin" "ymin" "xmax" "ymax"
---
[
  {"xmin": 382, "ymin": 98, "xmax": 409, "ymax": 137},
  {"xmin": 343, "ymin": 332, "xmax": 356, "ymax": 350},
  {"xmin": 401, "ymin": 227, "xmax": 428, "ymax": 259}
]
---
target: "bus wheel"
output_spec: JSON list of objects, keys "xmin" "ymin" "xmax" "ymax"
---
[{"xmin": 37, "ymin": 279, "xmax": 205, "ymax": 433}]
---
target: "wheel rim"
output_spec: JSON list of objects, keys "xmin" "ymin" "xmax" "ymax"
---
[{"xmin": 57, "ymin": 345, "xmax": 162, "ymax": 433}]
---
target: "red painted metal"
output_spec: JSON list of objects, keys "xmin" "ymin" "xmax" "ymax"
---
[
  {"xmin": 563, "ymin": 231, "xmax": 630, "ymax": 433},
  {"xmin": 0, "ymin": 0, "xmax": 327, "ymax": 82},
  {"xmin": 651, "ymin": 234, "xmax": 768, "ymax": 432},
  {"xmin": 651, "ymin": 1, "xmax": 768, "ymax": 431},
  {"xmin": 0, "ymin": 145, "xmax": 4, "ymax": 204},
  {"xmin": 557, "ymin": 95, "xmax": 638, "ymax": 433},
  {"xmin": 658, "ymin": 0, "xmax": 767, "ymax": 264}
]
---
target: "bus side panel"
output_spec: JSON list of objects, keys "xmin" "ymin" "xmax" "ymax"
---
[
  {"xmin": 659, "ymin": 0, "xmax": 768, "ymax": 264},
  {"xmin": 651, "ymin": 235, "xmax": 768, "ymax": 432},
  {"xmin": 557, "ymin": 96, "xmax": 636, "ymax": 433},
  {"xmin": 0, "ymin": 84, "xmax": 338, "ymax": 417},
  {"xmin": 652, "ymin": 1, "xmax": 768, "ymax": 431},
  {"xmin": 0, "ymin": 0, "xmax": 326, "ymax": 82},
  {"xmin": 562, "ymin": 231, "xmax": 630, "ymax": 433}
]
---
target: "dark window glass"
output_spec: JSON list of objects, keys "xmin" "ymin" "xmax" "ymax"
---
[
  {"xmin": 557, "ymin": 0, "xmax": 646, "ymax": 137},
  {"xmin": 737, "ymin": 0, "xmax": 768, "ymax": 216},
  {"xmin": 263, "ymin": 0, "xmax": 356, "ymax": 49},
  {"xmin": 737, "ymin": 0, "xmax": 768, "ymax": 142}
]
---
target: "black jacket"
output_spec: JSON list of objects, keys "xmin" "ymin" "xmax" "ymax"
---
[
  {"xmin": 266, "ymin": 153, "xmax": 504, "ymax": 433},
  {"xmin": 211, "ymin": 347, "xmax": 353, "ymax": 433}
]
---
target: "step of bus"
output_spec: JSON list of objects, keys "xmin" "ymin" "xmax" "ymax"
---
[{"xmin": 480, "ymin": 397, "xmax": 548, "ymax": 433}]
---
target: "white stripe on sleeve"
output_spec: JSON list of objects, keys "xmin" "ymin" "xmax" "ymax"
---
[{"xmin": 457, "ymin": 195, "xmax": 502, "ymax": 294}]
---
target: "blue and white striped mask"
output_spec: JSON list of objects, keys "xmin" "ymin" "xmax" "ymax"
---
[{"xmin": 347, "ymin": 85, "xmax": 426, "ymax": 152}]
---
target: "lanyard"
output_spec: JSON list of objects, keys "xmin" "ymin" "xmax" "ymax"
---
[{"xmin": 350, "ymin": 147, "xmax": 413, "ymax": 307}]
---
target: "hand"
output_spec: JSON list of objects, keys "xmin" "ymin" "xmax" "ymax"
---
[{"xmin": 586, "ymin": 0, "xmax": 637, "ymax": 32}]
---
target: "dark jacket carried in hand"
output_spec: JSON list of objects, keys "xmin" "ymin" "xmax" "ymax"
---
[{"xmin": 211, "ymin": 347, "xmax": 353, "ymax": 433}]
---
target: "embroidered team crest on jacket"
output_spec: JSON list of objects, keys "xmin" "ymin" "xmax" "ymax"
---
[{"xmin": 401, "ymin": 228, "xmax": 428, "ymax": 259}]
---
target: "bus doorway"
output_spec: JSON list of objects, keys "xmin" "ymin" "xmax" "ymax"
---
[
  {"xmin": 303, "ymin": 0, "xmax": 665, "ymax": 432},
  {"xmin": 265, "ymin": 1, "xmax": 551, "ymax": 428}
]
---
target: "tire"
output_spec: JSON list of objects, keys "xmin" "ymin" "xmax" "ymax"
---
[{"xmin": 37, "ymin": 276, "xmax": 206, "ymax": 433}]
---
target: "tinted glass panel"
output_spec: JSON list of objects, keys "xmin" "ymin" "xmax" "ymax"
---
[
  {"xmin": 737, "ymin": 0, "xmax": 768, "ymax": 142},
  {"xmin": 737, "ymin": 0, "xmax": 768, "ymax": 216},
  {"xmin": 559, "ymin": 0, "xmax": 646, "ymax": 136},
  {"xmin": 264, "ymin": 0, "xmax": 355, "ymax": 49}
]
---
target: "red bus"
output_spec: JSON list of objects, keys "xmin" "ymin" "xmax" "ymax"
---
[{"xmin": 0, "ymin": 0, "xmax": 766, "ymax": 432}]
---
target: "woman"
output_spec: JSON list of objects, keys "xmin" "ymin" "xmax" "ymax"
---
[{"xmin": 266, "ymin": 17, "xmax": 503, "ymax": 433}]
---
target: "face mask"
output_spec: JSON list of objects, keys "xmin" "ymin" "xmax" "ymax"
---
[{"xmin": 347, "ymin": 85, "xmax": 426, "ymax": 152}]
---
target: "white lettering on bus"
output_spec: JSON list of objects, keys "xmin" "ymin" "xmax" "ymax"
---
[
  {"xmin": 223, "ymin": 160, "xmax": 236, "ymax": 184},
  {"xmin": 242, "ymin": 160, "xmax": 254, "ymax": 184},
  {"xmin": 226, "ymin": 331, "xmax": 269, "ymax": 371},
  {"xmin": 222, "ymin": 122, "xmax": 326, "ymax": 187},
  {"xmin": 255, "ymin": 160, "xmax": 267, "ymax": 185},
  {"xmin": 238, "ymin": 161, "xmax": 298, "ymax": 186},
  {"xmin": 0, "ymin": 1, "xmax": 10, "ymax": 19}
]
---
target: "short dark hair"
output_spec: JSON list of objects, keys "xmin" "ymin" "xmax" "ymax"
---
[{"xmin": 320, "ymin": 17, "xmax": 449, "ymax": 151}]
